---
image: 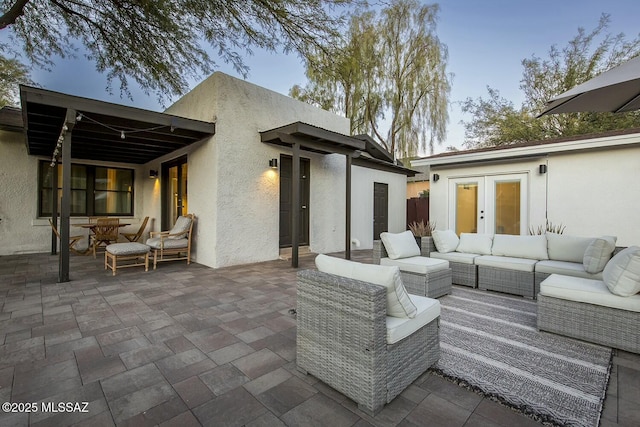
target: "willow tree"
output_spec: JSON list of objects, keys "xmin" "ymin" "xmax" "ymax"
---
[
  {"xmin": 0, "ymin": 0, "xmax": 351, "ymax": 103},
  {"xmin": 461, "ymin": 14, "xmax": 640, "ymax": 148},
  {"xmin": 0, "ymin": 56, "xmax": 32, "ymax": 107},
  {"xmin": 291, "ymin": 0, "xmax": 451, "ymax": 157}
]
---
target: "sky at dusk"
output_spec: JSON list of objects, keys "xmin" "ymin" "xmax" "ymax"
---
[{"xmin": 13, "ymin": 0, "xmax": 640, "ymax": 155}]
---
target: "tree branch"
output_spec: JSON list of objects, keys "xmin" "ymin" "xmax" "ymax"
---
[{"xmin": 0, "ymin": 0, "xmax": 31, "ymax": 29}]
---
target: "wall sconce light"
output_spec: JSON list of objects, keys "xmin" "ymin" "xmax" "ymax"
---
[
  {"xmin": 432, "ymin": 173, "xmax": 440, "ymax": 182},
  {"xmin": 539, "ymin": 164, "xmax": 547, "ymax": 174},
  {"xmin": 269, "ymin": 158, "xmax": 278, "ymax": 169},
  {"xmin": 149, "ymin": 170, "xmax": 158, "ymax": 179}
]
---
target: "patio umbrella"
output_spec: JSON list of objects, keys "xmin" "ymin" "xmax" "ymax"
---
[{"xmin": 538, "ymin": 55, "xmax": 640, "ymax": 116}]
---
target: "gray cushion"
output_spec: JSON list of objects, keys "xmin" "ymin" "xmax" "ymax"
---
[
  {"xmin": 583, "ymin": 236, "xmax": 617, "ymax": 273},
  {"xmin": 429, "ymin": 251, "xmax": 478, "ymax": 265},
  {"xmin": 492, "ymin": 234, "xmax": 548, "ymax": 260},
  {"xmin": 169, "ymin": 216, "xmax": 192, "ymax": 239},
  {"xmin": 603, "ymin": 246, "xmax": 640, "ymax": 297},
  {"xmin": 106, "ymin": 242, "xmax": 150, "ymax": 255},
  {"xmin": 146, "ymin": 237, "xmax": 189, "ymax": 249},
  {"xmin": 546, "ymin": 233, "xmax": 594, "ymax": 263},
  {"xmin": 474, "ymin": 255, "xmax": 537, "ymax": 272},
  {"xmin": 535, "ymin": 260, "xmax": 603, "ymax": 280},
  {"xmin": 431, "ymin": 230, "xmax": 459, "ymax": 253}
]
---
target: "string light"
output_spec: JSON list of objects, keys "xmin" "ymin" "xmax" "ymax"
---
[
  {"xmin": 77, "ymin": 111, "xmax": 166, "ymax": 140},
  {"xmin": 50, "ymin": 122, "xmax": 68, "ymax": 167}
]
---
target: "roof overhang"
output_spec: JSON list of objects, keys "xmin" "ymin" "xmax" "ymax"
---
[
  {"xmin": 260, "ymin": 122, "xmax": 415, "ymax": 176},
  {"xmin": 20, "ymin": 86, "xmax": 216, "ymax": 164},
  {"xmin": 411, "ymin": 130, "xmax": 640, "ymax": 169}
]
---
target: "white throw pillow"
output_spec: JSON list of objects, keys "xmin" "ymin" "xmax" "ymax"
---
[
  {"xmin": 583, "ymin": 236, "xmax": 617, "ymax": 274},
  {"xmin": 492, "ymin": 234, "xmax": 549, "ymax": 260},
  {"xmin": 457, "ymin": 233, "xmax": 493, "ymax": 255},
  {"xmin": 603, "ymin": 246, "xmax": 640, "ymax": 297},
  {"xmin": 380, "ymin": 230, "xmax": 420, "ymax": 260},
  {"xmin": 315, "ymin": 254, "xmax": 417, "ymax": 318},
  {"xmin": 546, "ymin": 233, "xmax": 594, "ymax": 263},
  {"xmin": 431, "ymin": 230, "xmax": 459, "ymax": 253}
]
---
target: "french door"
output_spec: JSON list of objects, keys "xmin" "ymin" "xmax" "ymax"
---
[
  {"xmin": 161, "ymin": 156, "xmax": 188, "ymax": 230},
  {"xmin": 448, "ymin": 174, "xmax": 527, "ymax": 235}
]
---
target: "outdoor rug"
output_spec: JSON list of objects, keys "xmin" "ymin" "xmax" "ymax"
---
[{"xmin": 434, "ymin": 287, "xmax": 612, "ymax": 427}]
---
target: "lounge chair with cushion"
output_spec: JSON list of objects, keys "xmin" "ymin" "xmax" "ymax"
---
[
  {"xmin": 296, "ymin": 254, "xmax": 440, "ymax": 415},
  {"xmin": 146, "ymin": 214, "xmax": 195, "ymax": 269}
]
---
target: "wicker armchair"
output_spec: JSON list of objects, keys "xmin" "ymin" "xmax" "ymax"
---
[{"xmin": 296, "ymin": 269, "xmax": 440, "ymax": 416}]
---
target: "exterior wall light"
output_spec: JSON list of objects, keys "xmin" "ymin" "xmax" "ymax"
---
[
  {"xmin": 432, "ymin": 173, "xmax": 440, "ymax": 182},
  {"xmin": 269, "ymin": 158, "xmax": 278, "ymax": 169},
  {"xmin": 149, "ymin": 170, "xmax": 158, "ymax": 179}
]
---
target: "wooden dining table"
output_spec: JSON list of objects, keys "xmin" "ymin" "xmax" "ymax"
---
[{"xmin": 73, "ymin": 223, "xmax": 131, "ymax": 229}]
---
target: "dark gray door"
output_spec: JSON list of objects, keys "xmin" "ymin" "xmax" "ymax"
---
[
  {"xmin": 373, "ymin": 182, "xmax": 388, "ymax": 240},
  {"xmin": 280, "ymin": 155, "xmax": 310, "ymax": 247}
]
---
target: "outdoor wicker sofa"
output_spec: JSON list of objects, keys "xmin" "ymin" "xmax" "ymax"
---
[
  {"xmin": 297, "ymin": 256, "xmax": 440, "ymax": 415},
  {"xmin": 537, "ymin": 245, "xmax": 640, "ymax": 354},
  {"xmin": 423, "ymin": 231, "xmax": 618, "ymax": 298}
]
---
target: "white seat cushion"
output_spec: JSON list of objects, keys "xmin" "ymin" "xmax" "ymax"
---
[
  {"xmin": 540, "ymin": 274, "xmax": 640, "ymax": 312},
  {"xmin": 429, "ymin": 251, "xmax": 479, "ymax": 265},
  {"xmin": 380, "ymin": 231, "xmax": 421, "ymax": 260},
  {"xmin": 475, "ymin": 255, "xmax": 537, "ymax": 272},
  {"xmin": 457, "ymin": 233, "xmax": 493, "ymax": 255},
  {"xmin": 380, "ymin": 256, "xmax": 449, "ymax": 275},
  {"xmin": 603, "ymin": 246, "xmax": 640, "ymax": 297},
  {"xmin": 386, "ymin": 295, "xmax": 440, "ymax": 344},
  {"xmin": 168, "ymin": 215, "xmax": 192, "ymax": 239},
  {"xmin": 146, "ymin": 237, "xmax": 189, "ymax": 249},
  {"xmin": 315, "ymin": 254, "xmax": 417, "ymax": 318},
  {"xmin": 492, "ymin": 234, "xmax": 548, "ymax": 260},
  {"xmin": 535, "ymin": 260, "xmax": 603, "ymax": 280},
  {"xmin": 431, "ymin": 230, "xmax": 459, "ymax": 253}
]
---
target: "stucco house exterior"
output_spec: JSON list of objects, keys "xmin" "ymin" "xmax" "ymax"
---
[
  {"xmin": 0, "ymin": 72, "xmax": 413, "ymax": 273},
  {"xmin": 411, "ymin": 129, "xmax": 640, "ymax": 246}
]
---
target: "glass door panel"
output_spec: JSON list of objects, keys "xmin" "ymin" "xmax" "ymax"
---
[
  {"xmin": 449, "ymin": 178, "xmax": 485, "ymax": 234},
  {"xmin": 162, "ymin": 156, "xmax": 188, "ymax": 230},
  {"xmin": 486, "ymin": 174, "xmax": 527, "ymax": 235}
]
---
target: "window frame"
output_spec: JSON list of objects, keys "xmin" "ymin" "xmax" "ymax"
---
[{"xmin": 38, "ymin": 160, "xmax": 135, "ymax": 217}]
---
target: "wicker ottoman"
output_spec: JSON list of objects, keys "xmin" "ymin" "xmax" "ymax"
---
[
  {"xmin": 381, "ymin": 257, "xmax": 452, "ymax": 298},
  {"xmin": 105, "ymin": 242, "xmax": 150, "ymax": 276}
]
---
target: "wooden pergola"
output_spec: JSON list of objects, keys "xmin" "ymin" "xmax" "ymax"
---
[
  {"xmin": 20, "ymin": 86, "xmax": 216, "ymax": 283},
  {"xmin": 260, "ymin": 122, "xmax": 415, "ymax": 267}
]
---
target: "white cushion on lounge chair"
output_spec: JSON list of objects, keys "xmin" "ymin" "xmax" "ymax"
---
[
  {"xmin": 540, "ymin": 274, "xmax": 640, "ymax": 312},
  {"xmin": 535, "ymin": 260, "xmax": 602, "ymax": 280},
  {"xmin": 475, "ymin": 255, "xmax": 537, "ymax": 272},
  {"xmin": 457, "ymin": 233, "xmax": 493, "ymax": 255},
  {"xmin": 492, "ymin": 234, "xmax": 548, "ymax": 260},
  {"xmin": 583, "ymin": 236, "xmax": 617, "ymax": 273},
  {"xmin": 146, "ymin": 237, "xmax": 189, "ymax": 249},
  {"xmin": 380, "ymin": 256, "xmax": 449, "ymax": 275},
  {"xmin": 380, "ymin": 231, "xmax": 420, "ymax": 260},
  {"xmin": 431, "ymin": 230, "xmax": 459, "ymax": 253},
  {"xmin": 386, "ymin": 295, "xmax": 440, "ymax": 344},
  {"xmin": 429, "ymin": 251, "xmax": 479, "ymax": 265},
  {"xmin": 106, "ymin": 242, "xmax": 150, "ymax": 255},
  {"xmin": 603, "ymin": 246, "xmax": 640, "ymax": 297},
  {"xmin": 315, "ymin": 254, "xmax": 417, "ymax": 318},
  {"xmin": 546, "ymin": 233, "xmax": 594, "ymax": 263}
]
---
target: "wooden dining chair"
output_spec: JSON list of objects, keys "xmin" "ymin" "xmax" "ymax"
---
[
  {"xmin": 48, "ymin": 219, "xmax": 87, "ymax": 255},
  {"xmin": 91, "ymin": 218, "xmax": 120, "ymax": 258},
  {"xmin": 121, "ymin": 216, "xmax": 149, "ymax": 243}
]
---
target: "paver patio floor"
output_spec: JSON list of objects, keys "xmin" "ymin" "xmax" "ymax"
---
[{"xmin": 0, "ymin": 250, "xmax": 638, "ymax": 426}]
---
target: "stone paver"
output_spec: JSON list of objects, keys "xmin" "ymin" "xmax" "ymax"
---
[{"xmin": 0, "ymin": 250, "xmax": 637, "ymax": 426}]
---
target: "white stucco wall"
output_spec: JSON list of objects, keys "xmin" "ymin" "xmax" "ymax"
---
[
  {"xmin": 546, "ymin": 147, "xmax": 640, "ymax": 246},
  {"xmin": 351, "ymin": 165, "xmax": 408, "ymax": 250},
  {"xmin": 428, "ymin": 158, "xmax": 548, "ymax": 234},
  {"xmin": 165, "ymin": 72, "xmax": 356, "ymax": 268},
  {"xmin": 0, "ymin": 127, "xmax": 149, "ymax": 255}
]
